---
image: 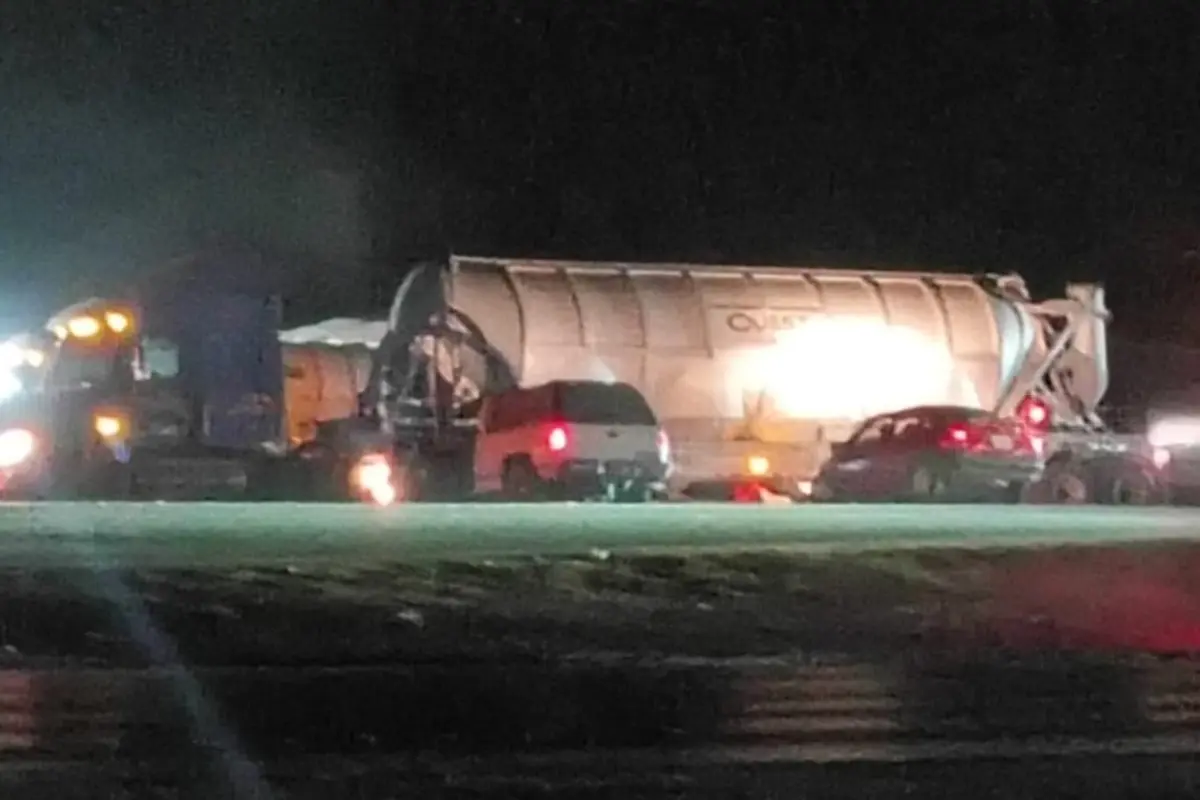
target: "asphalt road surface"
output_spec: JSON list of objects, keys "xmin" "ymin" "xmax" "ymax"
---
[
  {"xmin": 5, "ymin": 658, "xmax": 1200, "ymax": 798},
  {"xmin": 0, "ymin": 501, "xmax": 1198, "ymax": 568}
]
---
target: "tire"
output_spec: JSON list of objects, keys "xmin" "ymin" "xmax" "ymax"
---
[
  {"xmin": 391, "ymin": 453, "xmax": 428, "ymax": 503},
  {"xmin": 1102, "ymin": 465, "xmax": 1165, "ymax": 506},
  {"xmin": 614, "ymin": 484, "xmax": 659, "ymax": 503},
  {"xmin": 809, "ymin": 478, "xmax": 847, "ymax": 503},
  {"xmin": 99, "ymin": 461, "xmax": 135, "ymax": 499},
  {"xmin": 1030, "ymin": 460, "xmax": 1090, "ymax": 504},
  {"xmin": 501, "ymin": 458, "xmax": 543, "ymax": 501},
  {"xmin": 1003, "ymin": 480, "xmax": 1029, "ymax": 504},
  {"xmin": 290, "ymin": 442, "xmax": 343, "ymax": 500},
  {"xmin": 909, "ymin": 466, "xmax": 946, "ymax": 502},
  {"xmin": 48, "ymin": 448, "xmax": 131, "ymax": 500}
]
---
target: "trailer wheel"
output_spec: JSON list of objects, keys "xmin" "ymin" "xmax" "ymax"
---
[
  {"xmin": 1031, "ymin": 460, "xmax": 1090, "ymax": 504},
  {"xmin": 1101, "ymin": 464, "xmax": 1165, "ymax": 506}
]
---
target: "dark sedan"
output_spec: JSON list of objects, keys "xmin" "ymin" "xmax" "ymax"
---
[{"xmin": 812, "ymin": 405, "xmax": 1044, "ymax": 503}]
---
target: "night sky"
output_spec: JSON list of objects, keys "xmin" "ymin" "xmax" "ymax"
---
[{"xmin": 2, "ymin": 1, "xmax": 1198, "ymax": 346}]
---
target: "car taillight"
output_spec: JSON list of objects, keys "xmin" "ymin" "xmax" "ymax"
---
[
  {"xmin": 938, "ymin": 423, "xmax": 982, "ymax": 450},
  {"xmin": 547, "ymin": 425, "xmax": 569, "ymax": 452},
  {"xmin": 655, "ymin": 429, "xmax": 670, "ymax": 463}
]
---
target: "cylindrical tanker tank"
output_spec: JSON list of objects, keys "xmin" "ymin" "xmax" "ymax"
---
[
  {"xmin": 280, "ymin": 342, "xmax": 375, "ymax": 445},
  {"xmin": 391, "ymin": 257, "xmax": 1047, "ymax": 449}
]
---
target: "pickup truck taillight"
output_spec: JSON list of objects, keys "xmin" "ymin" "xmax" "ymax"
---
[{"xmin": 547, "ymin": 425, "xmax": 569, "ymax": 452}]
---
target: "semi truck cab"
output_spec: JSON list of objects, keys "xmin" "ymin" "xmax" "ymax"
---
[{"xmin": 0, "ymin": 290, "xmax": 286, "ymax": 499}]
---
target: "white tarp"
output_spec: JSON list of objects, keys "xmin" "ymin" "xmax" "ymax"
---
[{"xmin": 278, "ymin": 317, "xmax": 388, "ymax": 349}]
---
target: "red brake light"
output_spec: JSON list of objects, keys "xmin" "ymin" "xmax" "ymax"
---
[
  {"xmin": 939, "ymin": 423, "xmax": 972, "ymax": 449},
  {"xmin": 940, "ymin": 421, "xmax": 997, "ymax": 450},
  {"xmin": 1019, "ymin": 396, "xmax": 1050, "ymax": 429},
  {"xmin": 547, "ymin": 425, "xmax": 569, "ymax": 452}
]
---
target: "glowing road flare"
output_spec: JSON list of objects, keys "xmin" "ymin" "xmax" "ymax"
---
[
  {"xmin": 1148, "ymin": 417, "xmax": 1200, "ymax": 449},
  {"xmin": 352, "ymin": 453, "xmax": 397, "ymax": 506},
  {"xmin": 0, "ymin": 372, "xmax": 20, "ymax": 401},
  {"xmin": 0, "ymin": 342, "xmax": 22, "ymax": 369}
]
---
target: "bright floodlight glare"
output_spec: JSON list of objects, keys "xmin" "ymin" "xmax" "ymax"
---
[
  {"xmin": 0, "ymin": 342, "xmax": 22, "ymax": 369},
  {"xmin": 0, "ymin": 370, "xmax": 21, "ymax": 401},
  {"xmin": 0, "ymin": 428, "xmax": 35, "ymax": 469},
  {"xmin": 1148, "ymin": 418, "xmax": 1200, "ymax": 448},
  {"xmin": 746, "ymin": 317, "xmax": 977, "ymax": 419}
]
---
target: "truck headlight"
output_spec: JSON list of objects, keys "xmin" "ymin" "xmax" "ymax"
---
[{"xmin": 0, "ymin": 428, "xmax": 36, "ymax": 469}]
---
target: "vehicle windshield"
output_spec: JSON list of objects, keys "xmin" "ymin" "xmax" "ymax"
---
[
  {"xmin": 47, "ymin": 340, "xmax": 124, "ymax": 390},
  {"xmin": 558, "ymin": 382, "xmax": 657, "ymax": 425}
]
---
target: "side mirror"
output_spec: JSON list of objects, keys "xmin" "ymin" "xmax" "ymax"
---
[{"xmin": 830, "ymin": 442, "xmax": 848, "ymax": 460}]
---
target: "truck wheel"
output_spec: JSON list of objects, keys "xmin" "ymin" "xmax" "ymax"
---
[
  {"xmin": 646, "ymin": 486, "xmax": 669, "ymax": 503},
  {"xmin": 1035, "ymin": 461, "xmax": 1090, "ymax": 504},
  {"xmin": 291, "ymin": 442, "xmax": 343, "ymax": 500},
  {"xmin": 501, "ymin": 458, "xmax": 543, "ymax": 501},
  {"xmin": 97, "ymin": 461, "xmax": 135, "ymax": 499},
  {"xmin": 1104, "ymin": 466, "xmax": 1164, "ymax": 506},
  {"xmin": 1003, "ymin": 481, "xmax": 1028, "ymax": 504},
  {"xmin": 49, "ymin": 453, "xmax": 132, "ymax": 500},
  {"xmin": 390, "ymin": 453, "xmax": 429, "ymax": 503},
  {"xmin": 614, "ymin": 484, "xmax": 658, "ymax": 503}
]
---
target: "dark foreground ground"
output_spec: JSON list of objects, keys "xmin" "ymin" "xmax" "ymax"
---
[{"xmin": 4, "ymin": 541, "xmax": 1200, "ymax": 797}]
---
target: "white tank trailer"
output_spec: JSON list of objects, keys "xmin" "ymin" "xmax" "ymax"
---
[{"xmin": 282, "ymin": 255, "xmax": 1163, "ymax": 503}]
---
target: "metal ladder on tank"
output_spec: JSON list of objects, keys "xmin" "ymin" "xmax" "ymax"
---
[{"xmin": 983, "ymin": 276, "xmax": 1144, "ymax": 456}]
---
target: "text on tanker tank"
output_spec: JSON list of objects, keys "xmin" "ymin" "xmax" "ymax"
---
[{"xmin": 723, "ymin": 309, "xmax": 810, "ymax": 335}]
